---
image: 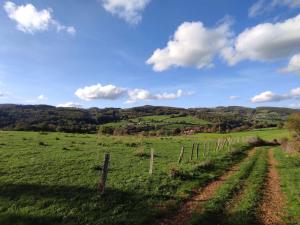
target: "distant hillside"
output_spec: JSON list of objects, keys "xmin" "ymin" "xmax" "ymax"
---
[{"xmin": 0, "ymin": 104, "xmax": 298, "ymax": 134}]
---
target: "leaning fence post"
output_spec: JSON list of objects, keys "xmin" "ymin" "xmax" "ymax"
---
[
  {"xmin": 196, "ymin": 143, "xmax": 199, "ymax": 159},
  {"xmin": 215, "ymin": 139, "xmax": 220, "ymax": 152},
  {"xmin": 99, "ymin": 153, "xmax": 110, "ymax": 194},
  {"xmin": 207, "ymin": 141, "xmax": 210, "ymax": 156},
  {"xmin": 190, "ymin": 143, "xmax": 195, "ymax": 160},
  {"xmin": 149, "ymin": 148, "xmax": 154, "ymax": 175},
  {"xmin": 178, "ymin": 146, "xmax": 185, "ymax": 163}
]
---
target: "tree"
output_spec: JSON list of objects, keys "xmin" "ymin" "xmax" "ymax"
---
[{"xmin": 286, "ymin": 113, "xmax": 300, "ymax": 136}]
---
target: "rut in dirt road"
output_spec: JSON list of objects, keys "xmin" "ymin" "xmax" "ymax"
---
[
  {"xmin": 155, "ymin": 148, "xmax": 257, "ymax": 225},
  {"xmin": 258, "ymin": 149, "xmax": 286, "ymax": 225}
]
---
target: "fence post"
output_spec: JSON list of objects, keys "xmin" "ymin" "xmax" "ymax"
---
[
  {"xmin": 149, "ymin": 148, "xmax": 154, "ymax": 175},
  {"xmin": 215, "ymin": 139, "xmax": 220, "ymax": 152},
  {"xmin": 178, "ymin": 146, "xmax": 185, "ymax": 163},
  {"xmin": 207, "ymin": 141, "xmax": 210, "ymax": 156},
  {"xmin": 196, "ymin": 143, "xmax": 199, "ymax": 159},
  {"xmin": 190, "ymin": 143, "xmax": 195, "ymax": 160},
  {"xmin": 99, "ymin": 153, "xmax": 110, "ymax": 194},
  {"xmin": 203, "ymin": 142, "xmax": 206, "ymax": 157}
]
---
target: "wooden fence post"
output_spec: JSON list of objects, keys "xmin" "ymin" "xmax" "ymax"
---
[
  {"xmin": 196, "ymin": 143, "xmax": 199, "ymax": 159},
  {"xmin": 215, "ymin": 139, "xmax": 219, "ymax": 152},
  {"xmin": 99, "ymin": 153, "xmax": 110, "ymax": 194},
  {"xmin": 190, "ymin": 143, "xmax": 195, "ymax": 160},
  {"xmin": 149, "ymin": 148, "xmax": 154, "ymax": 175},
  {"xmin": 207, "ymin": 141, "xmax": 210, "ymax": 156},
  {"xmin": 178, "ymin": 146, "xmax": 185, "ymax": 163}
]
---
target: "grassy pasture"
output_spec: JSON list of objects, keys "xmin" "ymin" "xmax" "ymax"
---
[
  {"xmin": 274, "ymin": 147, "xmax": 300, "ymax": 225},
  {"xmin": 0, "ymin": 129, "xmax": 288, "ymax": 225},
  {"xmin": 101, "ymin": 114, "xmax": 210, "ymax": 131}
]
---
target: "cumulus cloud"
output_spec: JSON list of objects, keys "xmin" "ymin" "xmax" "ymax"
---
[
  {"xmin": 251, "ymin": 87, "xmax": 300, "ymax": 103},
  {"xmin": 222, "ymin": 14, "xmax": 300, "ymax": 65},
  {"xmin": 102, "ymin": 0, "xmax": 150, "ymax": 24},
  {"xmin": 147, "ymin": 21, "xmax": 232, "ymax": 71},
  {"xmin": 280, "ymin": 53, "xmax": 300, "ymax": 74},
  {"xmin": 249, "ymin": 0, "xmax": 300, "ymax": 17},
  {"xmin": 75, "ymin": 83, "xmax": 191, "ymax": 104},
  {"xmin": 57, "ymin": 102, "xmax": 82, "ymax": 108},
  {"xmin": 3, "ymin": 1, "xmax": 75, "ymax": 34},
  {"xmin": 126, "ymin": 89, "xmax": 185, "ymax": 104},
  {"xmin": 75, "ymin": 83, "xmax": 127, "ymax": 101}
]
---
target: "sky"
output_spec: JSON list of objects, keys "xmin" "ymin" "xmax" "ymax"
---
[{"xmin": 0, "ymin": 0, "xmax": 300, "ymax": 109}]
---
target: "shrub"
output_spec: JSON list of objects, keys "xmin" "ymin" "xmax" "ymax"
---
[{"xmin": 286, "ymin": 113, "xmax": 300, "ymax": 136}]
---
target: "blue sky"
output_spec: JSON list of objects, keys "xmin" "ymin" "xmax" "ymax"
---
[{"xmin": 0, "ymin": 0, "xmax": 300, "ymax": 109}]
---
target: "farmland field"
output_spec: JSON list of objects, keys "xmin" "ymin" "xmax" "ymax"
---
[{"xmin": 0, "ymin": 128, "xmax": 298, "ymax": 225}]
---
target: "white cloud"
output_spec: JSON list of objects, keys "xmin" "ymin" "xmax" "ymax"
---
[
  {"xmin": 249, "ymin": 0, "xmax": 300, "ymax": 17},
  {"xmin": 3, "ymin": 1, "xmax": 75, "ymax": 34},
  {"xmin": 249, "ymin": 0, "xmax": 267, "ymax": 18},
  {"xmin": 126, "ymin": 89, "xmax": 153, "ymax": 104},
  {"xmin": 156, "ymin": 89, "xmax": 184, "ymax": 100},
  {"xmin": 251, "ymin": 91, "xmax": 288, "ymax": 103},
  {"xmin": 251, "ymin": 87, "xmax": 300, "ymax": 103},
  {"xmin": 75, "ymin": 83, "xmax": 127, "ymax": 101},
  {"xmin": 38, "ymin": 94, "xmax": 46, "ymax": 100},
  {"xmin": 66, "ymin": 26, "xmax": 76, "ymax": 35},
  {"xmin": 75, "ymin": 83, "xmax": 191, "ymax": 103},
  {"xmin": 222, "ymin": 14, "xmax": 300, "ymax": 65},
  {"xmin": 57, "ymin": 102, "xmax": 82, "ymax": 108},
  {"xmin": 229, "ymin": 96, "xmax": 240, "ymax": 100},
  {"xmin": 126, "ymin": 89, "xmax": 187, "ymax": 104},
  {"xmin": 102, "ymin": 0, "xmax": 150, "ymax": 25},
  {"xmin": 0, "ymin": 92, "xmax": 4, "ymax": 97},
  {"xmin": 280, "ymin": 53, "xmax": 300, "ymax": 74},
  {"xmin": 147, "ymin": 21, "xmax": 232, "ymax": 71}
]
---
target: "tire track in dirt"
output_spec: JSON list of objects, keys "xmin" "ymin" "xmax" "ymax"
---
[
  {"xmin": 156, "ymin": 148, "xmax": 257, "ymax": 225},
  {"xmin": 258, "ymin": 149, "xmax": 286, "ymax": 225}
]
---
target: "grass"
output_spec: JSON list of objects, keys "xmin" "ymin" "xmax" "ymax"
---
[
  {"xmin": 189, "ymin": 148, "xmax": 263, "ymax": 225},
  {"xmin": 225, "ymin": 148, "xmax": 268, "ymax": 225},
  {"xmin": 0, "ymin": 129, "xmax": 287, "ymax": 225},
  {"xmin": 102, "ymin": 114, "xmax": 211, "ymax": 131},
  {"xmin": 274, "ymin": 147, "xmax": 300, "ymax": 225}
]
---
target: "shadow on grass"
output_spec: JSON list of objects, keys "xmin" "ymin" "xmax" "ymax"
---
[
  {"xmin": 0, "ymin": 213, "xmax": 64, "ymax": 225},
  {"xmin": 0, "ymin": 183, "xmax": 158, "ymax": 225}
]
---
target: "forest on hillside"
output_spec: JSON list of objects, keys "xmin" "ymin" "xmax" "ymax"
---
[{"xmin": 0, "ymin": 104, "xmax": 297, "ymax": 135}]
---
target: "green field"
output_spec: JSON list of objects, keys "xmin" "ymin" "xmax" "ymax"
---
[
  {"xmin": 0, "ymin": 129, "xmax": 293, "ymax": 225},
  {"xmin": 274, "ymin": 148, "xmax": 300, "ymax": 225},
  {"xmin": 101, "ymin": 114, "xmax": 211, "ymax": 132}
]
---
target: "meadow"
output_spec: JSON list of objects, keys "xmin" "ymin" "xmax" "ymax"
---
[{"xmin": 0, "ymin": 128, "xmax": 295, "ymax": 225}]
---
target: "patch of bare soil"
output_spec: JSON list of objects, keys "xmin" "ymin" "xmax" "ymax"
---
[
  {"xmin": 258, "ymin": 149, "xmax": 286, "ymax": 225},
  {"xmin": 156, "ymin": 148, "xmax": 256, "ymax": 225}
]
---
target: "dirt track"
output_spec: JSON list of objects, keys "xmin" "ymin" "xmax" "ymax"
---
[
  {"xmin": 156, "ymin": 148, "xmax": 256, "ymax": 225},
  {"xmin": 258, "ymin": 149, "xmax": 286, "ymax": 225}
]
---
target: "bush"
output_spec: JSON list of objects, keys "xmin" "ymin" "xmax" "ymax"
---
[{"xmin": 286, "ymin": 113, "xmax": 300, "ymax": 136}]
